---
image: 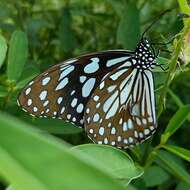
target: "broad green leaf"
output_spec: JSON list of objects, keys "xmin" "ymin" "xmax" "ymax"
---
[
  {"xmin": 7, "ymin": 30, "xmax": 28, "ymax": 82},
  {"xmin": 31, "ymin": 118, "xmax": 83, "ymax": 134},
  {"xmin": 167, "ymin": 89, "xmax": 190, "ymax": 122},
  {"xmin": 176, "ymin": 182, "xmax": 190, "ymax": 190},
  {"xmin": 0, "ymin": 34, "xmax": 7, "ymax": 68},
  {"xmin": 73, "ymin": 144, "xmax": 143, "ymax": 185},
  {"xmin": 168, "ymin": 89, "xmax": 184, "ymax": 107},
  {"xmin": 162, "ymin": 105, "xmax": 190, "ymax": 143},
  {"xmin": 156, "ymin": 150, "xmax": 190, "ymax": 186},
  {"xmin": 16, "ymin": 63, "xmax": 40, "ymax": 89},
  {"xmin": 125, "ymin": 185, "xmax": 138, "ymax": 190},
  {"xmin": 178, "ymin": 0, "xmax": 190, "ymax": 15},
  {"xmin": 143, "ymin": 165, "xmax": 170, "ymax": 187},
  {"xmin": 163, "ymin": 144, "xmax": 190, "ymax": 162},
  {"xmin": 117, "ymin": 2, "xmax": 140, "ymax": 50},
  {"xmin": 58, "ymin": 7, "xmax": 76, "ymax": 53},
  {"xmin": 0, "ymin": 112, "xmax": 126, "ymax": 190},
  {"xmin": 6, "ymin": 185, "xmax": 14, "ymax": 190},
  {"xmin": 0, "ymin": 85, "xmax": 8, "ymax": 97}
]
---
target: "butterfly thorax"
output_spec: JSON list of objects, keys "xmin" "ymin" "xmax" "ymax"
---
[{"xmin": 134, "ymin": 38, "xmax": 156, "ymax": 70}]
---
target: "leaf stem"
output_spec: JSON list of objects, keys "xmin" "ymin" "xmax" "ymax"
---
[{"xmin": 158, "ymin": 20, "xmax": 190, "ymax": 116}]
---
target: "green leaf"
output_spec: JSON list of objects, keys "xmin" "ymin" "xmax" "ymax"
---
[
  {"xmin": 104, "ymin": 0, "xmax": 125, "ymax": 17},
  {"xmin": 16, "ymin": 63, "xmax": 40, "ymax": 89},
  {"xmin": 153, "ymin": 57, "xmax": 169, "ymax": 72},
  {"xmin": 72, "ymin": 144, "xmax": 143, "ymax": 185},
  {"xmin": 178, "ymin": 0, "xmax": 190, "ymax": 14},
  {"xmin": 7, "ymin": 30, "xmax": 28, "ymax": 82},
  {"xmin": 31, "ymin": 118, "xmax": 83, "ymax": 134},
  {"xmin": 0, "ymin": 112, "xmax": 125, "ymax": 190},
  {"xmin": 116, "ymin": 2, "xmax": 140, "ymax": 50},
  {"xmin": 162, "ymin": 105, "xmax": 190, "ymax": 143},
  {"xmin": 58, "ymin": 7, "xmax": 76, "ymax": 53},
  {"xmin": 143, "ymin": 165, "xmax": 170, "ymax": 187},
  {"xmin": 0, "ymin": 85, "xmax": 8, "ymax": 97},
  {"xmin": 168, "ymin": 89, "xmax": 184, "ymax": 107},
  {"xmin": 176, "ymin": 182, "xmax": 190, "ymax": 190},
  {"xmin": 163, "ymin": 144, "xmax": 190, "ymax": 162},
  {"xmin": 0, "ymin": 34, "xmax": 7, "ymax": 68},
  {"xmin": 156, "ymin": 150, "xmax": 190, "ymax": 187},
  {"xmin": 5, "ymin": 185, "xmax": 14, "ymax": 190}
]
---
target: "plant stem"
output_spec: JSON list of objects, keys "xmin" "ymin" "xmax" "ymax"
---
[{"xmin": 157, "ymin": 20, "xmax": 190, "ymax": 116}]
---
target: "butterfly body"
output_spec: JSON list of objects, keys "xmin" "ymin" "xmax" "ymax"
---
[{"xmin": 18, "ymin": 38, "xmax": 157, "ymax": 148}]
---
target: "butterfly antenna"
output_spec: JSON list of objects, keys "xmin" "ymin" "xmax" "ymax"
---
[
  {"xmin": 142, "ymin": 9, "xmax": 172, "ymax": 38},
  {"xmin": 151, "ymin": 35, "xmax": 175, "ymax": 46}
]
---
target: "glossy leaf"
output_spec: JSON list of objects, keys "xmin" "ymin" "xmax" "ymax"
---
[
  {"xmin": 0, "ymin": 34, "xmax": 7, "ymax": 68},
  {"xmin": 31, "ymin": 118, "xmax": 83, "ymax": 134},
  {"xmin": 156, "ymin": 150, "xmax": 190, "ymax": 186},
  {"xmin": 163, "ymin": 144, "xmax": 190, "ymax": 162},
  {"xmin": 117, "ymin": 2, "xmax": 140, "ymax": 50},
  {"xmin": 58, "ymin": 7, "xmax": 76, "ymax": 53},
  {"xmin": 72, "ymin": 144, "xmax": 143, "ymax": 185},
  {"xmin": 0, "ymin": 112, "xmax": 125, "ymax": 190},
  {"xmin": 7, "ymin": 30, "xmax": 28, "ymax": 82},
  {"xmin": 16, "ymin": 64, "xmax": 40, "ymax": 89},
  {"xmin": 176, "ymin": 182, "xmax": 190, "ymax": 190},
  {"xmin": 162, "ymin": 105, "xmax": 190, "ymax": 143},
  {"xmin": 143, "ymin": 165, "xmax": 170, "ymax": 187}
]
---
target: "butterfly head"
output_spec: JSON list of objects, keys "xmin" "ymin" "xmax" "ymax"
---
[{"xmin": 135, "ymin": 38, "xmax": 156, "ymax": 69}]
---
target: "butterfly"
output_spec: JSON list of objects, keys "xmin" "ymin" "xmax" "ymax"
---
[{"xmin": 18, "ymin": 37, "xmax": 160, "ymax": 149}]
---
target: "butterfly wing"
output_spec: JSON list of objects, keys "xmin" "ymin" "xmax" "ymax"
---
[
  {"xmin": 84, "ymin": 65, "xmax": 157, "ymax": 148},
  {"xmin": 18, "ymin": 50, "xmax": 133, "ymax": 127}
]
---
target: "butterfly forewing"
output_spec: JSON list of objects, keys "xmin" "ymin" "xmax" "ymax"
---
[
  {"xmin": 84, "ymin": 64, "xmax": 157, "ymax": 148},
  {"xmin": 18, "ymin": 50, "xmax": 133, "ymax": 127}
]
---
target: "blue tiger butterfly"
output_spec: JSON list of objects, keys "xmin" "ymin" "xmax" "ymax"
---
[
  {"xmin": 17, "ymin": 37, "xmax": 159, "ymax": 148},
  {"xmin": 18, "ymin": 11, "xmax": 170, "ymax": 149}
]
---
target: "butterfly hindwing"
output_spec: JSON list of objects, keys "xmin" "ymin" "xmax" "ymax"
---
[
  {"xmin": 84, "ymin": 63, "xmax": 157, "ymax": 148},
  {"xmin": 18, "ymin": 50, "xmax": 133, "ymax": 127}
]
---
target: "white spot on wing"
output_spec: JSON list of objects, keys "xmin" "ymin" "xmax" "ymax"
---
[
  {"xmin": 59, "ymin": 66, "xmax": 74, "ymax": 81},
  {"xmin": 111, "ymin": 127, "xmax": 116, "ymax": 134},
  {"xmin": 25, "ymin": 87, "xmax": 31, "ymax": 95},
  {"xmin": 93, "ymin": 113, "xmax": 100, "ymax": 122},
  {"xmin": 39, "ymin": 90, "xmax": 47, "ymax": 101},
  {"xmin": 93, "ymin": 95, "xmax": 99, "ymax": 101},
  {"xmin": 84, "ymin": 58, "xmax": 99, "ymax": 74},
  {"xmin": 106, "ymin": 57, "xmax": 129, "ymax": 67},
  {"xmin": 107, "ymin": 85, "xmax": 116, "ymax": 93},
  {"xmin": 27, "ymin": 99, "xmax": 32, "ymax": 106},
  {"xmin": 80, "ymin": 76, "xmax": 87, "ymax": 83},
  {"xmin": 105, "ymin": 98, "xmax": 119, "ymax": 119},
  {"xmin": 110, "ymin": 69, "xmax": 128, "ymax": 81},
  {"xmin": 82, "ymin": 78, "xmax": 96, "ymax": 97},
  {"xmin": 33, "ymin": 107, "xmax": 38, "ymax": 112},
  {"xmin": 71, "ymin": 98, "xmax": 78, "ymax": 107},
  {"xmin": 66, "ymin": 58, "xmax": 78, "ymax": 64},
  {"xmin": 43, "ymin": 100, "xmax": 49, "ymax": 107},
  {"xmin": 57, "ymin": 97, "xmax": 63, "ymax": 104},
  {"xmin": 99, "ymin": 127, "xmax": 104, "ymax": 135},
  {"xmin": 60, "ymin": 106, "xmax": 65, "ymax": 114},
  {"xmin": 123, "ymin": 122, "xmax": 128, "ymax": 131},
  {"xmin": 103, "ymin": 91, "xmax": 118, "ymax": 113},
  {"xmin": 28, "ymin": 81, "xmax": 34, "ymax": 86},
  {"xmin": 42, "ymin": 77, "xmax": 51, "ymax": 86},
  {"xmin": 55, "ymin": 78, "xmax": 69, "ymax": 91},
  {"xmin": 76, "ymin": 103, "xmax": 84, "ymax": 113}
]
